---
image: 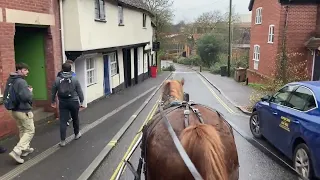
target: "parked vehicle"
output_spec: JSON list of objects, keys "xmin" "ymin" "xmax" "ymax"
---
[{"xmin": 249, "ymin": 81, "xmax": 320, "ymax": 179}]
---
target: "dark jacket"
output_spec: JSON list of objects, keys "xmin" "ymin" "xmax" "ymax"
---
[
  {"xmin": 4, "ymin": 72, "xmax": 33, "ymax": 112},
  {"xmin": 51, "ymin": 72, "xmax": 84, "ymax": 104}
]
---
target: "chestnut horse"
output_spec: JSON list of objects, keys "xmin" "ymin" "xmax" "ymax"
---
[{"xmin": 141, "ymin": 78, "xmax": 239, "ymax": 180}]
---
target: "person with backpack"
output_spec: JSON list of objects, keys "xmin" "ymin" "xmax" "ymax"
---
[
  {"xmin": 3, "ymin": 63, "xmax": 34, "ymax": 164},
  {"xmin": 51, "ymin": 62, "xmax": 84, "ymax": 147},
  {"xmin": 56, "ymin": 60, "xmax": 76, "ymax": 127}
]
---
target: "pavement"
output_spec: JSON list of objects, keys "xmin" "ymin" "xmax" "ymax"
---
[
  {"xmin": 90, "ymin": 64, "xmax": 300, "ymax": 180},
  {"xmin": 0, "ymin": 71, "xmax": 171, "ymax": 180}
]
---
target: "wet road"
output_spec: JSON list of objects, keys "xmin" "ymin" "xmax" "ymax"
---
[{"xmin": 90, "ymin": 64, "xmax": 300, "ymax": 180}]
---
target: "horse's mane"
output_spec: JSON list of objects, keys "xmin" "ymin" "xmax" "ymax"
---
[{"xmin": 180, "ymin": 124, "xmax": 228, "ymax": 180}]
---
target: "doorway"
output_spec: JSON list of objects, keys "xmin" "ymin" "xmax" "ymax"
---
[
  {"xmin": 103, "ymin": 55, "xmax": 111, "ymax": 95},
  {"xmin": 313, "ymin": 50, "xmax": 320, "ymax": 80},
  {"xmin": 134, "ymin": 48, "xmax": 138, "ymax": 85},
  {"xmin": 14, "ymin": 26, "xmax": 47, "ymax": 100},
  {"xmin": 123, "ymin": 48, "xmax": 132, "ymax": 88}
]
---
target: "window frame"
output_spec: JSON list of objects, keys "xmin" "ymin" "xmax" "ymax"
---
[
  {"xmin": 253, "ymin": 45, "xmax": 260, "ymax": 70},
  {"xmin": 95, "ymin": 0, "xmax": 106, "ymax": 21},
  {"xmin": 86, "ymin": 58, "xmax": 97, "ymax": 86},
  {"xmin": 118, "ymin": 5, "xmax": 124, "ymax": 25},
  {"xmin": 285, "ymin": 86, "xmax": 319, "ymax": 112},
  {"xmin": 108, "ymin": 52, "xmax": 118, "ymax": 76},
  {"xmin": 255, "ymin": 7, "xmax": 262, "ymax": 24},
  {"xmin": 268, "ymin": 25, "xmax": 275, "ymax": 43},
  {"xmin": 143, "ymin": 13, "xmax": 146, "ymax": 28}
]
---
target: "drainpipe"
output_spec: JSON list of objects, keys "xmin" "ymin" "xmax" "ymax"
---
[{"xmin": 59, "ymin": 0, "xmax": 66, "ymax": 63}]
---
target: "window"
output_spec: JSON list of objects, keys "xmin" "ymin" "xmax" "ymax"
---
[
  {"xmin": 86, "ymin": 58, "xmax": 96, "ymax": 86},
  {"xmin": 253, "ymin": 45, "xmax": 260, "ymax": 70},
  {"xmin": 95, "ymin": 0, "xmax": 105, "ymax": 21},
  {"xmin": 255, "ymin": 7, "xmax": 262, "ymax": 24},
  {"xmin": 270, "ymin": 85, "xmax": 298, "ymax": 106},
  {"xmin": 109, "ymin": 52, "xmax": 118, "ymax": 76},
  {"xmin": 143, "ymin": 13, "xmax": 146, "ymax": 27},
  {"xmin": 118, "ymin": 5, "xmax": 124, "ymax": 25},
  {"xmin": 268, "ymin": 25, "xmax": 275, "ymax": 43},
  {"xmin": 287, "ymin": 86, "xmax": 317, "ymax": 111}
]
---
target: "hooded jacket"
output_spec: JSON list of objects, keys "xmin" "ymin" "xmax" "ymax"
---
[
  {"xmin": 51, "ymin": 72, "xmax": 84, "ymax": 104},
  {"xmin": 4, "ymin": 72, "xmax": 33, "ymax": 112}
]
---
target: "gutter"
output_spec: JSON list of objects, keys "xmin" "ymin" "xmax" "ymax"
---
[{"xmin": 59, "ymin": 0, "xmax": 66, "ymax": 63}]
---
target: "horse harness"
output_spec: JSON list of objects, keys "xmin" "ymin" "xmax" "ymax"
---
[{"xmin": 126, "ymin": 97, "xmax": 233, "ymax": 180}]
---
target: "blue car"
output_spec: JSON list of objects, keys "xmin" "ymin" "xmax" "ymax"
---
[{"xmin": 249, "ymin": 81, "xmax": 320, "ymax": 179}]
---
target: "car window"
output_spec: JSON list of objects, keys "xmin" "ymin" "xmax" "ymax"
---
[
  {"xmin": 270, "ymin": 85, "xmax": 297, "ymax": 106},
  {"xmin": 287, "ymin": 86, "xmax": 317, "ymax": 111}
]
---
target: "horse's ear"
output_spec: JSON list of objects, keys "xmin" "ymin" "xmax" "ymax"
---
[
  {"xmin": 162, "ymin": 80, "xmax": 171, "ymax": 94},
  {"xmin": 181, "ymin": 78, "xmax": 185, "ymax": 86}
]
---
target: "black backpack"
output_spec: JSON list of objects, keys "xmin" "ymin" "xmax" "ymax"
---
[
  {"xmin": 3, "ymin": 79, "xmax": 19, "ymax": 110},
  {"xmin": 58, "ymin": 77, "xmax": 74, "ymax": 99}
]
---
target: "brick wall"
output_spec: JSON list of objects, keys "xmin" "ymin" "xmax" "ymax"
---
[
  {"xmin": 248, "ymin": 0, "xmax": 317, "ymax": 83},
  {"xmin": 0, "ymin": 0, "xmax": 62, "ymax": 138}
]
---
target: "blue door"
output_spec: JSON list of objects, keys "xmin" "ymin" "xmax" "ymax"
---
[
  {"xmin": 267, "ymin": 85, "xmax": 299, "ymax": 148},
  {"xmin": 103, "ymin": 55, "xmax": 111, "ymax": 95}
]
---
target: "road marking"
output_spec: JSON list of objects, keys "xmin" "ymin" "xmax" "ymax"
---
[
  {"xmin": 110, "ymin": 100, "xmax": 159, "ymax": 180},
  {"xmin": 77, "ymin": 73, "xmax": 172, "ymax": 180},
  {"xmin": 197, "ymin": 74, "xmax": 235, "ymax": 114},
  {"xmin": 0, "ymin": 84, "xmax": 165, "ymax": 180}
]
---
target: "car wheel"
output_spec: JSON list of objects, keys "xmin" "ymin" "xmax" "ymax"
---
[
  {"xmin": 249, "ymin": 111, "xmax": 262, "ymax": 138},
  {"xmin": 293, "ymin": 143, "xmax": 313, "ymax": 180}
]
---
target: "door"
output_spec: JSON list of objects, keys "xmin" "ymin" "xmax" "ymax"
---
[
  {"xmin": 276, "ymin": 86, "xmax": 317, "ymax": 155},
  {"xmin": 266, "ymin": 84, "xmax": 298, "ymax": 148},
  {"xmin": 14, "ymin": 27, "xmax": 47, "ymax": 100},
  {"xmin": 134, "ymin": 48, "xmax": 138, "ymax": 85},
  {"xmin": 123, "ymin": 49, "xmax": 132, "ymax": 88},
  {"xmin": 75, "ymin": 59, "xmax": 87, "ymax": 107},
  {"xmin": 313, "ymin": 50, "xmax": 320, "ymax": 80},
  {"xmin": 103, "ymin": 55, "xmax": 111, "ymax": 95}
]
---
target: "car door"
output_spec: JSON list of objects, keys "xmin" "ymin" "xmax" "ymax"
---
[
  {"xmin": 275, "ymin": 86, "xmax": 318, "ymax": 155},
  {"xmin": 264, "ymin": 85, "xmax": 298, "ymax": 147}
]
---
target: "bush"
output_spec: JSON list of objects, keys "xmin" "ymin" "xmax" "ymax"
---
[
  {"xmin": 176, "ymin": 55, "xmax": 202, "ymax": 66},
  {"xmin": 162, "ymin": 64, "xmax": 176, "ymax": 71}
]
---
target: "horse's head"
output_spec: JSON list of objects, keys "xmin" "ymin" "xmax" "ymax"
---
[{"xmin": 161, "ymin": 78, "xmax": 185, "ymax": 106}]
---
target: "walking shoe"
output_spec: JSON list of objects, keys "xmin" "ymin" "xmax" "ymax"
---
[
  {"xmin": 21, "ymin": 148, "xmax": 34, "ymax": 157},
  {"xmin": 0, "ymin": 146, "xmax": 7, "ymax": 154},
  {"xmin": 9, "ymin": 150, "xmax": 24, "ymax": 164},
  {"xmin": 59, "ymin": 141, "xmax": 66, "ymax": 147},
  {"xmin": 75, "ymin": 132, "xmax": 82, "ymax": 140}
]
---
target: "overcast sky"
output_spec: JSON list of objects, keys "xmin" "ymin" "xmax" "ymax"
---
[{"xmin": 172, "ymin": 0, "xmax": 251, "ymax": 23}]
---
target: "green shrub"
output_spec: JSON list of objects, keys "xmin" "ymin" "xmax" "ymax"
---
[
  {"xmin": 176, "ymin": 55, "xmax": 202, "ymax": 66},
  {"xmin": 162, "ymin": 64, "xmax": 176, "ymax": 71}
]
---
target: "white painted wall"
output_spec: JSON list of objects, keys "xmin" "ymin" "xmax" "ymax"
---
[
  {"xmin": 63, "ymin": 0, "xmax": 153, "ymax": 51},
  {"xmin": 117, "ymin": 49, "xmax": 125, "ymax": 84},
  {"xmin": 138, "ymin": 47, "xmax": 144, "ymax": 75},
  {"xmin": 62, "ymin": 0, "xmax": 82, "ymax": 50},
  {"xmin": 86, "ymin": 55, "xmax": 104, "ymax": 103},
  {"xmin": 131, "ymin": 48, "xmax": 134, "ymax": 78}
]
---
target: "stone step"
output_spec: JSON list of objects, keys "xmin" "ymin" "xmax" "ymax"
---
[{"xmin": 32, "ymin": 107, "xmax": 55, "ymax": 126}]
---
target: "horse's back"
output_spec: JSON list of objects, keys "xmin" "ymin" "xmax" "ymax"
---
[{"xmin": 144, "ymin": 103, "xmax": 239, "ymax": 180}]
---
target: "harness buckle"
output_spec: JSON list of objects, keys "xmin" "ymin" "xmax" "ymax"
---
[
  {"xmin": 192, "ymin": 108, "xmax": 201, "ymax": 116},
  {"xmin": 184, "ymin": 110, "xmax": 190, "ymax": 115}
]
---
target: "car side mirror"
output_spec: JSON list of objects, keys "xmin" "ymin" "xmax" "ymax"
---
[
  {"xmin": 261, "ymin": 95, "xmax": 271, "ymax": 102},
  {"xmin": 183, "ymin": 93, "xmax": 190, "ymax": 102}
]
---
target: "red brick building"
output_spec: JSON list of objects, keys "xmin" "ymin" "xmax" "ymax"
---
[
  {"xmin": 0, "ymin": 0, "xmax": 63, "ymax": 138},
  {"xmin": 247, "ymin": 0, "xmax": 320, "ymax": 83}
]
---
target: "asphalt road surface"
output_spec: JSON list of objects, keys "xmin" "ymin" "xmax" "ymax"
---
[
  {"xmin": 90, "ymin": 64, "xmax": 300, "ymax": 180},
  {"xmin": 0, "ymin": 64, "xmax": 301, "ymax": 180}
]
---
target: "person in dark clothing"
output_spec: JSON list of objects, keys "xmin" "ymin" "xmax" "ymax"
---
[
  {"xmin": 56, "ymin": 60, "xmax": 76, "ymax": 127},
  {"xmin": 0, "ymin": 146, "xmax": 7, "ymax": 154},
  {"xmin": 4, "ymin": 63, "xmax": 34, "ymax": 164},
  {"xmin": 51, "ymin": 63, "xmax": 84, "ymax": 147}
]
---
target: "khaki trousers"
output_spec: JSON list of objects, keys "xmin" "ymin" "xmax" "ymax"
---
[{"xmin": 11, "ymin": 111, "xmax": 35, "ymax": 153}]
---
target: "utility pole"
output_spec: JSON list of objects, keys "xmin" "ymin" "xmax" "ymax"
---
[{"xmin": 227, "ymin": 0, "xmax": 232, "ymax": 77}]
